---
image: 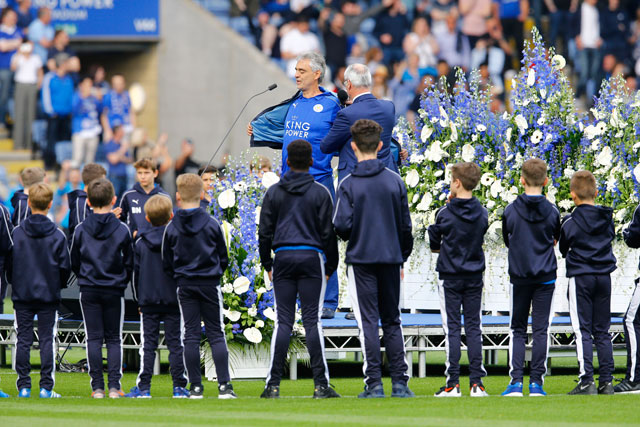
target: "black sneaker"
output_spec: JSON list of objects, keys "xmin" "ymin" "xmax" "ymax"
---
[
  {"xmin": 614, "ymin": 378, "xmax": 640, "ymax": 394},
  {"xmin": 313, "ymin": 384, "xmax": 341, "ymax": 399},
  {"xmin": 391, "ymin": 383, "xmax": 415, "ymax": 398},
  {"xmin": 321, "ymin": 308, "xmax": 335, "ymax": 319},
  {"xmin": 358, "ymin": 384, "xmax": 385, "ymax": 398},
  {"xmin": 568, "ymin": 380, "xmax": 597, "ymax": 395},
  {"xmin": 598, "ymin": 381, "xmax": 614, "ymax": 395},
  {"xmin": 260, "ymin": 385, "xmax": 280, "ymax": 399},
  {"xmin": 218, "ymin": 382, "xmax": 237, "ymax": 399},
  {"xmin": 189, "ymin": 384, "xmax": 204, "ymax": 399}
]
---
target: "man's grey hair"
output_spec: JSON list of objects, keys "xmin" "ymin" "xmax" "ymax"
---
[
  {"xmin": 344, "ymin": 64, "xmax": 372, "ymax": 88},
  {"xmin": 296, "ymin": 52, "xmax": 326, "ymax": 83}
]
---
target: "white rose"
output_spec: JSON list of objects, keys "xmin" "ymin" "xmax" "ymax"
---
[
  {"xmin": 558, "ymin": 200, "xmax": 573, "ymax": 211},
  {"xmin": 615, "ymin": 208, "xmax": 627, "ymax": 222},
  {"xmin": 487, "ymin": 200, "xmax": 496, "ymax": 209},
  {"xmin": 263, "ymin": 307, "xmax": 277, "ymax": 321},
  {"xmin": 218, "ymin": 189, "xmax": 236, "ymax": 209},
  {"xmin": 461, "ymin": 144, "xmax": 475, "ymax": 162},
  {"xmin": 421, "ymin": 125, "xmax": 433, "ymax": 142},
  {"xmin": 233, "ymin": 276, "xmax": 251, "ymax": 294},
  {"xmin": 261, "ymin": 171, "xmax": 280, "ymax": 189},
  {"xmin": 221, "ymin": 283, "xmax": 234, "ymax": 294},
  {"xmin": 248, "ymin": 306, "xmax": 258, "ymax": 317},
  {"xmin": 255, "ymin": 320, "xmax": 265, "ymax": 328},
  {"xmin": 243, "ymin": 327, "xmax": 262, "ymax": 344},
  {"xmin": 224, "ymin": 310, "xmax": 242, "ymax": 322},
  {"xmin": 564, "ymin": 167, "xmax": 575, "ymax": 179},
  {"xmin": 527, "ymin": 69, "xmax": 536, "ymax": 86},
  {"xmin": 405, "ymin": 169, "xmax": 420, "ymax": 188}
]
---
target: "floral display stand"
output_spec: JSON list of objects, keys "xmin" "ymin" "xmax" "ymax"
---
[{"xmin": 203, "ymin": 344, "xmax": 271, "ymax": 381}]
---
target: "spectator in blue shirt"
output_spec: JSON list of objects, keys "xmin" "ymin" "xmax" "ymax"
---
[
  {"xmin": 101, "ymin": 74, "xmax": 135, "ymax": 142},
  {"xmin": 103, "ymin": 125, "xmax": 132, "ymax": 202},
  {"xmin": 71, "ymin": 76, "xmax": 102, "ymax": 168},
  {"xmin": 15, "ymin": 0, "xmax": 36, "ymax": 32},
  {"xmin": 493, "ymin": 0, "xmax": 528, "ymax": 62},
  {"xmin": 41, "ymin": 54, "xmax": 74, "ymax": 169},
  {"xmin": 27, "ymin": 7, "xmax": 53, "ymax": 65},
  {"xmin": 0, "ymin": 7, "xmax": 23, "ymax": 130}
]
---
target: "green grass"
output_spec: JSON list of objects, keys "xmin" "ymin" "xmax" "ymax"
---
[{"xmin": 1, "ymin": 371, "xmax": 639, "ymax": 426}]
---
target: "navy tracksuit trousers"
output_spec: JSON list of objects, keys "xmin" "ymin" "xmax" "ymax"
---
[
  {"xmin": 137, "ymin": 309, "xmax": 187, "ymax": 391},
  {"xmin": 14, "ymin": 304, "xmax": 58, "ymax": 390},
  {"xmin": 79, "ymin": 291, "xmax": 124, "ymax": 391},
  {"xmin": 624, "ymin": 278, "xmax": 640, "ymax": 382},
  {"xmin": 568, "ymin": 274, "xmax": 614, "ymax": 383},
  {"xmin": 177, "ymin": 286, "xmax": 230, "ymax": 386},
  {"xmin": 348, "ymin": 264, "xmax": 408, "ymax": 388},
  {"xmin": 438, "ymin": 279, "xmax": 486, "ymax": 387},
  {"xmin": 509, "ymin": 282, "xmax": 555, "ymax": 385},
  {"xmin": 266, "ymin": 250, "xmax": 330, "ymax": 387}
]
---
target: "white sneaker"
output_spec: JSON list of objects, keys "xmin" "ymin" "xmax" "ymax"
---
[
  {"xmin": 434, "ymin": 384, "xmax": 461, "ymax": 397},
  {"xmin": 470, "ymin": 384, "xmax": 489, "ymax": 397}
]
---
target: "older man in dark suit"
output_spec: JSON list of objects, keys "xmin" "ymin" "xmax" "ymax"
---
[{"xmin": 320, "ymin": 63, "xmax": 399, "ymax": 183}]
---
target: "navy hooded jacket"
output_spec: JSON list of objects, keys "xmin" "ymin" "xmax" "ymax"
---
[
  {"xmin": 68, "ymin": 189, "xmax": 90, "ymax": 237},
  {"xmin": 333, "ymin": 159, "xmax": 413, "ymax": 264},
  {"xmin": 8, "ymin": 214, "xmax": 71, "ymax": 307},
  {"xmin": 70, "ymin": 212, "xmax": 134, "ymax": 295},
  {"xmin": 119, "ymin": 182, "xmax": 171, "ymax": 234},
  {"xmin": 0, "ymin": 205, "xmax": 12, "ymax": 278},
  {"xmin": 134, "ymin": 225, "xmax": 178, "ymax": 312},
  {"xmin": 502, "ymin": 194, "xmax": 560, "ymax": 285},
  {"xmin": 428, "ymin": 197, "xmax": 488, "ymax": 280},
  {"xmin": 624, "ymin": 204, "xmax": 640, "ymax": 268},
  {"xmin": 10, "ymin": 190, "xmax": 30, "ymax": 226},
  {"xmin": 559, "ymin": 204, "xmax": 617, "ymax": 277},
  {"xmin": 162, "ymin": 208, "xmax": 229, "ymax": 286},
  {"xmin": 258, "ymin": 171, "xmax": 338, "ymax": 275}
]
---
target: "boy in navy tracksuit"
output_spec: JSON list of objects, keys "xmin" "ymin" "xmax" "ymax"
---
[
  {"xmin": 258, "ymin": 139, "xmax": 340, "ymax": 399},
  {"xmin": 0, "ymin": 203, "xmax": 12, "ymax": 318},
  {"xmin": 162, "ymin": 173, "xmax": 236, "ymax": 399},
  {"xmin": 11, "ymin": 167, "xmax": 46, "ymax": 226},
  {"xmin": 501, "ymin": 158, "xmax": 560, "ymax": 397},
  {"xmin": 428, "ymin": 162, "xmax": 489, "ymax": 398},
  {"xmin": 333, "ymin": 119, "xmax": 414, "ymax": 398},
  {"xmin": 125, "ymin": 195, "xmax": 189, "ymax": 399},
  {"xmin": 68, "ymin": 163, "xmax": 106, "ymax": 237},
  {"xmin": 7, "ymin": 183, "xmax": 70, "ymax": 398},
  {"xmin": 119, "ymin": 158, "xmax": 171, "ymax": 236},
  {"xmin": 619, "ymin": 202, "xmax": 640, "ymax": 394},
  {"xmin": 560, "ymin": 170, "xmax": 616, "ymax": 395},
  {"xmin": 70, "ymin": 178, "xmax": 134, "ymax": 399}
]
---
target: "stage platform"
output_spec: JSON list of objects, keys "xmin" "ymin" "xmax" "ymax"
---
[{"xmin": 0, "ymin": 313, "xmax": 627, "ymax": 380}]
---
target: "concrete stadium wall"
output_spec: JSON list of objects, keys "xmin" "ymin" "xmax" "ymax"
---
[{"xmin": 158, "ymin": 0, "xmax": 296, "ymax": 169}]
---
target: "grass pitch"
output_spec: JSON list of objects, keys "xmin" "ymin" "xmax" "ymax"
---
[{"xmin": 1, "ymin": 370, "xmax": 639, "ymax": 426}]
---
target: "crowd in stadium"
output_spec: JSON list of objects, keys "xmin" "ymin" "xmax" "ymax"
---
[{"xmin": 228, "ymin": 0, "xmax": 640, "ymax": 115}]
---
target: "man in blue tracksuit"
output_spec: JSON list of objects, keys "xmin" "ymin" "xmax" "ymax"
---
[
  {"xmin": 7, "ymin": 183, "xmax": 70, "ymax": 399},
  {"xmin": 560, "ymin": 170, "xmax": 616, "ymax": 395},
  {"xmin": 333, "ymin": 119, "xmax": 413, "ymax": 398},
  {"xmin": 620, "ymin": 200, "xmax": 640, "ymax": 393},
  {"xmin": 67, "ymin": 163, "xmax": 106, "ymax": 238},
  {"xmin": 119, "ymin": 158, "xmax": 171, "ymax": 236},
  {"xmin": 70, "ymin": 178, "xmax": 134, "ymax": 398},
  {"xmin": 125, "ymin": 195, "xmax": 189, "ymax": 399},
  {"xmin": 249, "ymin": 52, "xmax": 342, "ymax": 319},
  {"xmin": 501, "ymin": 158, "xmax": 560, "ymax": 397},
  {"xmin": 428, "ymin": 162, "xmax": 489, "ymax": 398},
  {"xmin": 162, "ymin": 173, "xmax": 235, "ymax": 399},
  {"xmin": 258, "ymin": 139, "xmax": 339, "ymax": 399}
]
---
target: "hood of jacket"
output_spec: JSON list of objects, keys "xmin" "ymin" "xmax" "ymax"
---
[
  {"xmin": 82, "ymin": 212, "xmax": 122, "ymax": 240},
  {"xmin": 512, "ymin": 194, "xmax": 554, "ymax": 223},
  {"xmin": 279, "ymin": 171, "xmax": 314, "ymax": 195},
  {"xmin": 172, "ymin": 208, "xmax": 210, "ymax": 236},
  {"xmin": 571, "ymin": 204, "xmax": 614, "ymax": 236},
  {"xmin": 447, "ymin": 197, "xmax": 484, "ymax": 223},
  {"xmin": 10, "ymin": 190, "xmax": 27, "ymax": 208},
  {"xmin": 22, "ymin": 214, "xmax": 57, "ymax": 238},
  {"xmin": 139, "ymin": 225, "xmax": 165, "ymax": 252},
  {"xmin": 133, "ymin": 182, "xmax": 164, "ymax": 196},
  {"xmin": 351, "ymin": 159, "xmax": 386, "ymax": 177},
  {"xmin": 67, "ymin": 189, "xmax": 87, "ymax": 207}
]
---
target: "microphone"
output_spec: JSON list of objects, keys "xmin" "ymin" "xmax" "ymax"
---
[
  {"xmin": 201, "ymin": 83, "xmax": 278, "ymax": 176},
  {"xmin": 338, "ymin": 89, "xmax": 348, "ymax": 107}
]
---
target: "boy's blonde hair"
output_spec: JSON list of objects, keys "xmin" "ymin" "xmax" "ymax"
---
[
  {"xmin": 28, "ymin": 183, "xmax": 53, "ymax": 212},
  {"xmin": 176, "ymin": 173, "xmax": 203, "ymax": 203},
  {"xmin": 521, "ymin": 158, "xmax": 547, "ymax": 187},
  {"xmin": 571, "ymin": 170, "xmax": 597, "ymax": 201},
  {"xmin": 20, "ymin": 167, "xmax": 46, "ymax": 188},
  {"xmin": 144, "ymin": 195, "xmax": 173, "ymax": 226}
]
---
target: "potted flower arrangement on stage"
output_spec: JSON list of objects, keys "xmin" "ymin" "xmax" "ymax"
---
[{"xmin": 202, "ymin": 160, "xmax": 306, "ymax": 380}]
